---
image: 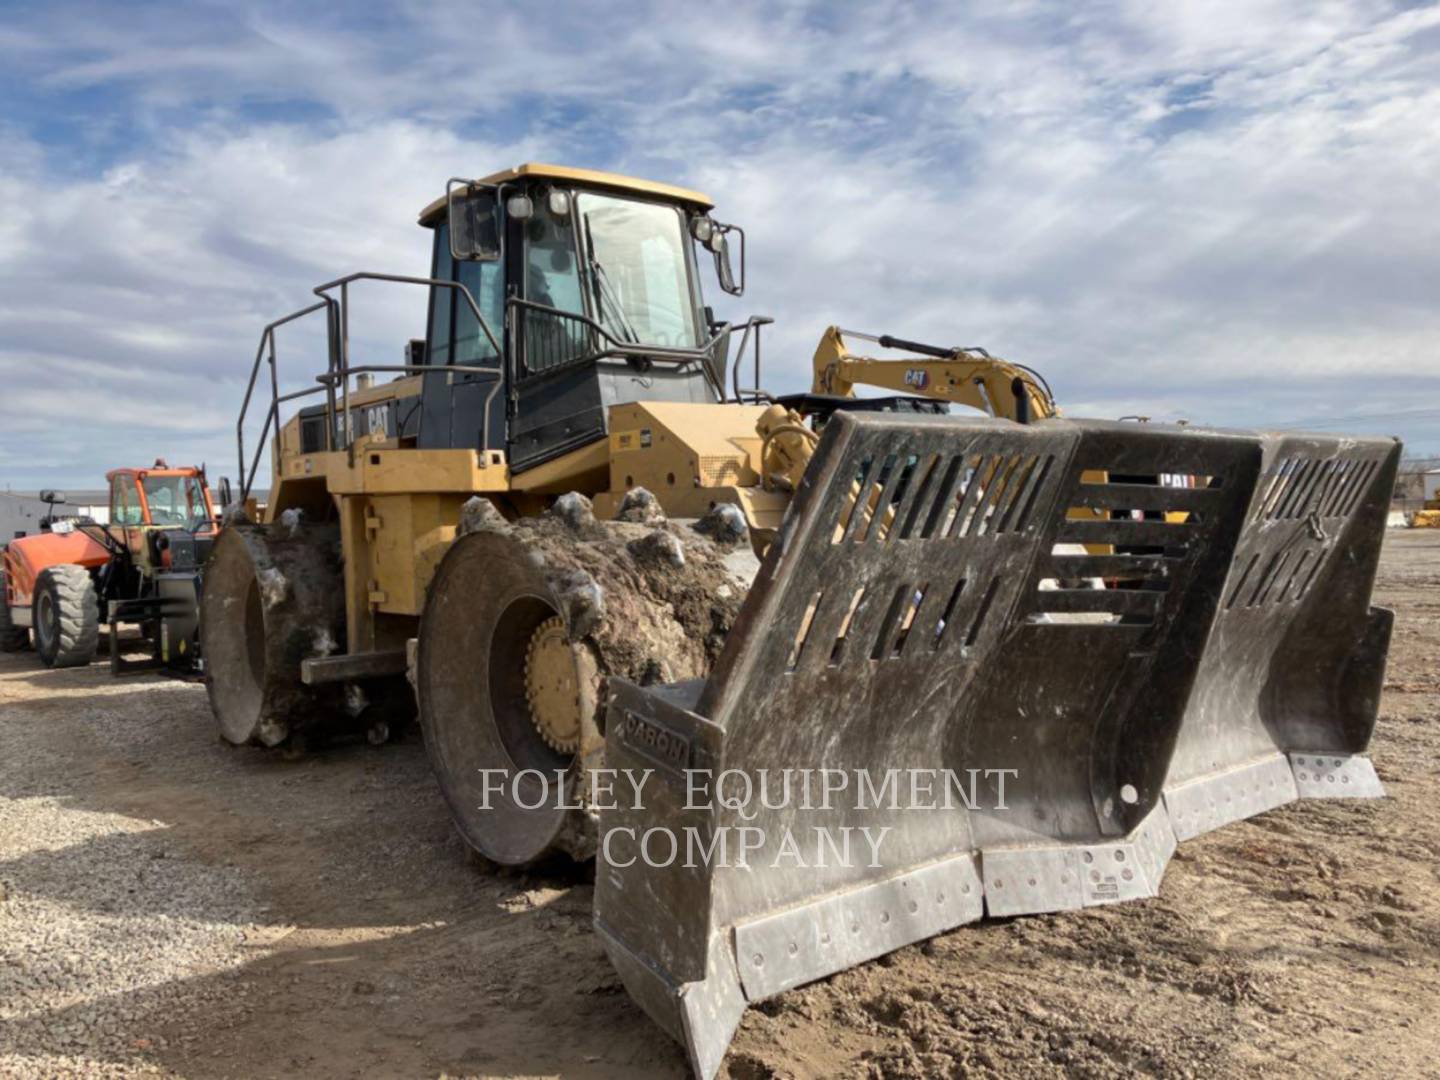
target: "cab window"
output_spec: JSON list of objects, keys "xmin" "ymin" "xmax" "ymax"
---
[
  {"xmin": 142, "ymin": 475, "xmax": 208, "ymax": 529},
  {"xmin": 453, "ymin": 255, "xmax": 504, "ymax": 365},
  {"xmin": 111, "ymin": 476, "xmax": 142, "ymax": 526},
  {"xmin": 522, "ymin": 194, "xmax": 587, "ymax": 374},
  {"xmin": 429, "ymin": 220, "xmax": 504, "ymax": 367},
  {"xmin": 525, "ymin": 199, "xmax": 583, "ymax": 314},
  {"xmin": 575, "ymin": 192, "xmax": 700, "ymax": 348},
  {"xmin": 427, "ymin": 223, "xmax": 454, "ymax": 367}
]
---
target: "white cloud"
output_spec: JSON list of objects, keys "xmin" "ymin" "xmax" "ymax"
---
[{"xmin": 1, "ymin": 0, "xmax": 1438, "ymax": 487}]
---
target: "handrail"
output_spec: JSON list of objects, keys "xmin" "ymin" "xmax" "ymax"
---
[
  {"xmin": 313, "ymin": 272, "xmax": 501, "ymax": 355},
  {"xmin": 509, "ymin": 297, "xmax": 774, "ymax": 402},
  {"xmin": 311, "ymin": 273, "xmax": 502, "ymax": 464},
  {"xmin": 236, "ymin": 273, "xmax": 502, "ymax": 503},
  {"xmin": 730, "ymin": 316, "xmax": 775, "ymax": 404},
  {"xmin": 236, "ymin": 272, "xmax": 774, "ymax": 505},
  {"xmin": 236, "ymin": 300, "xmax": 332, "ymax": 504},
  {"xmin": 508, "ymin": 297, "xmax": 723, "ymax": 363},
  {"xmin": 509, "ymin": 302, "xmax": 597, "ymax": 379}
]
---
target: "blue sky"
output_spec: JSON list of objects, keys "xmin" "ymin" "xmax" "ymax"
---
[{"xmin": 2, "ymin": 0, "xmax": 1439, "ymax": 488}]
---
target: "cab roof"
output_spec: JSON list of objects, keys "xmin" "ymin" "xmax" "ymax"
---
[
  {"xmin": 105, "ymin": 466, "xmax": 203, "ymax": 480},
  {"xmin": 417, "ymin": 163, "xmax": 714, "ymax": 226}
]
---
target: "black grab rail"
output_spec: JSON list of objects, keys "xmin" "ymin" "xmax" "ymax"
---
[
  {"xmin": 508, "ymin": 296, "xmax": 774, "ymax": 402},
  {"xmin": 237, "ymin": 275, "xmax": 775, "ymax": 503},
  {"xmin": 236, "ymin": 273, "xmax": 502, "ymax": 503}
]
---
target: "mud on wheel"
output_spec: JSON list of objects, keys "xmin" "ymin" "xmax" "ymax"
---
[
  {"xmin": 416, "ymin": 528, "xmax": 602, "ymax": 866},
  {"xmin": 415, "ymin": 495, "xmax": 750, "ymax": 868},
  {"xmin": 201, "ymin": 523, "xmax": 347, "ymax": 748}
]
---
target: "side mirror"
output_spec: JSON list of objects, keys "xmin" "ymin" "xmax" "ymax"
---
[
  {"xmin": 706, "ymin": 222, "xmax": 745, "ymax": 297},
  {"xmin": 713, "ymin": 234, "xmax": 737, "ymax": 295},
  {"xmin": 39, "ymin": 490, "xmax": 66, "ymax": 505},
  {"xmin": 447, "ymin": 180, "xmax": 501, "ymax": 262}
]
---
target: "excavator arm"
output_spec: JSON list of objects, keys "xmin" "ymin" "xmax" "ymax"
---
[
  {"xmin": 760, "ymin": 326, "xmax": 1061, "ymax": 494},
  {"xmin": 811, "ymin": 325, "xmax": 1058, "ymax": 422},
  {"xmin": 802, "ymin": 326, "xmax": 1133, "ymax": 542}
]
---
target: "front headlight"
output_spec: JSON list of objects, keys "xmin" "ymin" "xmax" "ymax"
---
[{"xmin": 691, "ymin": 215, "xmax": 715, "ymax": 244}]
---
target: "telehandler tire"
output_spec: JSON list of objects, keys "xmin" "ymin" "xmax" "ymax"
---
[{"xmin": 32, "ymin": 564, "xmax": 99, "ymax": 668}]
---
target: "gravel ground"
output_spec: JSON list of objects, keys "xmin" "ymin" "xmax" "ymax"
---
[
  {"xmin": 0, "ymin": 530, "xmax": 1436, "ymax": 1078},
  {"xmin": 0, "ymin": 680, "xmax": 281, "ymax": 1079}
]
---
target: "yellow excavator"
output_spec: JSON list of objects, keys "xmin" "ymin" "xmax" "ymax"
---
[
  {"xmin": 202, "ymin": 163, "xmax": 1400, "ymax": 1079},
  {"xmin": 1412, "ymin": 477, "xmax": 1440, "ymax": 527},
  {"xmin": 811, "ymin": 325, "xmax": 1057, "ymax": 422}
]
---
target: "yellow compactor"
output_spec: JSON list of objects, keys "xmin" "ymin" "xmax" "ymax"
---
[{"xmin": 202, "ymin": 164, "xmax": 1400, "ymax": 1079}]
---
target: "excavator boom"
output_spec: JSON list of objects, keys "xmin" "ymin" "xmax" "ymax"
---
[{"xmin": 812, "ymin": 326, "xmax": 1057, "ymax": 422}]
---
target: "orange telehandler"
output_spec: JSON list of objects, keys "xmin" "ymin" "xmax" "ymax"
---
[{"xmin": 0, "ymin": 462, "xmax": 218, "ymax": 671}]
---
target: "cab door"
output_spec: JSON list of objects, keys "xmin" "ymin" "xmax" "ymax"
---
[
  {"xmin": 417, "ymin": 218, "xmax": 508, "ymax": 452},
  {"xmin": 108, "ymin": 474, "xmax": 149, "ymax": 570}
]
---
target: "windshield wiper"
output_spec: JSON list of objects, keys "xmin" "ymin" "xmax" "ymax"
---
[{"xmin": 582, "ymin": 214, "xmax": 640, "ymax": 345}]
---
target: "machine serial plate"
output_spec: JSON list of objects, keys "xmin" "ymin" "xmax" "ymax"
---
[{"xmin": 614, "ymin": 710, "xmax": 691, "ymax": 773}]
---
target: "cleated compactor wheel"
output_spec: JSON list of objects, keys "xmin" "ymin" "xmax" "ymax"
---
[
  {"xmin": 415, "ymin": 494, "xmax": 753, "ymax": 867},
  {"xmin": 201, "ymin": 523, "xmax": 347, "ymax": 748}
]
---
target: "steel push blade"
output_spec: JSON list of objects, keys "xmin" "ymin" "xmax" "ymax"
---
[{"xmin": 593, "ymin": 412, "xmax": 1328, "ymax": 1077}]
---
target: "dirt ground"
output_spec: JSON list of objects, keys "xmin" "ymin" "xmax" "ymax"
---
[{"xmin": 1, "ymin": 531, "xmax": 1437, "ymax": 1079}]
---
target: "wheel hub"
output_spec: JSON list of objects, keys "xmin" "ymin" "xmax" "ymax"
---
[
  {"xmin": 523, "ymin": 615, "xmax": 583, "ymax": 755},
  {"xmin": 36, "ymin": 593, "xmax": 54, "ymax": 645}
]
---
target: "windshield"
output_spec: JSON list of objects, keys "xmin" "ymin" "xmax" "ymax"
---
[
  {"xmin": 576, "ymin": 192, "xmax": 701, "ymax": 348},
  {"xmin": 142, "ymin": 475, "xmax": 210, "ymax": 528}
]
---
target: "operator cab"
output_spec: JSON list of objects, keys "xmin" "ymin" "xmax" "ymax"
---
[
  {"xmin": 104, "ymin": 465, "xmax": 218, "ymax": 592},
  {"xmin": 415, "ymin": 164, "xmax": 744, "ymax": 471},
  {"xmin": 106, "ymin": 465, "xmax": 215, "ymax": 532}
]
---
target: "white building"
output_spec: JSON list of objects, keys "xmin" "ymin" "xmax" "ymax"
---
[{"xmin": 0, "ymin": 490, "xmax": 110, "ymax": 541}]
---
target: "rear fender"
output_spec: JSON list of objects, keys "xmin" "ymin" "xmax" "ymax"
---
[{"xmin": 3, "ymin": 530, "xmax": 110, "ymax": 607}]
